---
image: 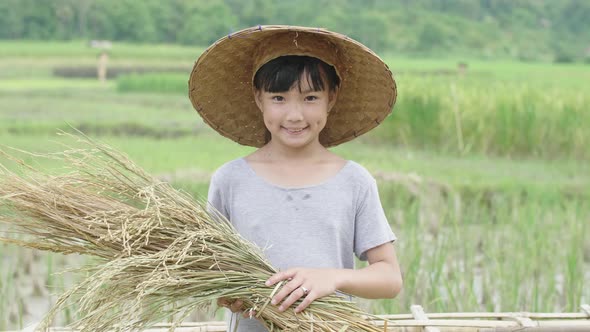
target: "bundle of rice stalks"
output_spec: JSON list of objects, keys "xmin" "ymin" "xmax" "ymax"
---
[{"xmin": 0, "ymin": 132, "xmax": 382, "ymax": 332}]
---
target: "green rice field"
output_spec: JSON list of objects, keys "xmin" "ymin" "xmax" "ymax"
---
[{"xmin": 0, "ymin": 40, "xmax": 589, "ymax": 330}]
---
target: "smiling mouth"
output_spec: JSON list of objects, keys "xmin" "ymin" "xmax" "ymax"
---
[{"xmin": 282, "ymin": 126, "xmax": 309, "ymax": 134}]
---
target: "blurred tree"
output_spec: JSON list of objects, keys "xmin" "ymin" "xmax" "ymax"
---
[
  {"xmin": 439, "ymin": 0, "xmax": 482, "ymax": 20},
  {"xmin": 226, "ymin": 0, "xmax": 276, "ymax": 27},
  {"xmin": 86, "ymin": 1, "xmax": 116, "ymax": 40},
  {"xmin": 417, "ymin": 22, "xmax": 446, "ymax": 52},
  {"xmin": 52, "ymin": 0, "xmax": 77, "ymax": 39},
  {"xmin": 143, "ymin": 0, "xmax": 185, "ymax": 42},
  {"xmin": 20, "ymin": 0, "xmax": 57, "ymax": 39},
  {"xmin": 344, "ymin": 11, "xmax": 389, "ymax": 52},
  {"xmin": 177, "ymin": 0, "xmax": 237, "ymax": 45},
  {"xmin": 559, "ymin": 0, "xmax": 590, "ymax": 35},
  {"xmin": 273, "ymin": 0, "xmax": 319, "ymax": 26},
  {"xmin": 314, "ymin": 1, "xmax": 389, "ymax": 51},
  {"xmin": 88, "ymin": 0, "xmax": 156, "ymax": 42},
  {"xmin": 76, "ymin": 0, "xmax": 94, "ymax": 38},
  {"xmin": 0, "ymin": 0, "xmax": 24, "ymax": 39},
  {"xmin": 0, "ymin": 0, "xmax": 588, "ymax": 60}
]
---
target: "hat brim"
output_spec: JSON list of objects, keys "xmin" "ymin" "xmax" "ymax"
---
[{"xmin": 189, "ymin": 25, "xmax": 397, "ymax": 148}]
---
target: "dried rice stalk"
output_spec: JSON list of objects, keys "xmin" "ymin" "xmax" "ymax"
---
[{"xmin": 0, "ymin": 132, "xmax": 381, "ymax": 332}]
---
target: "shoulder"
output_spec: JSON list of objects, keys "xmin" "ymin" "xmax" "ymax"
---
[
  {"xmin": 210, "ymin": 158, "xmax": 248, "ymax": 185},
  {"xmin": 332, "ymin": 160, "xmax": 379, "ymax": 198},
  {"xmin": 342, "ymin": 160, "xmax": 377, "ymax": 184}
]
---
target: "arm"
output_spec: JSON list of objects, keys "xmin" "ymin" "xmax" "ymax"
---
[
  {"xmin": 265, "ymin": 242, "xmax": 402, "ymax": 313},
  {"xmin": 338, "ymin": 242, "xmax": 402, "ymax": 298}
]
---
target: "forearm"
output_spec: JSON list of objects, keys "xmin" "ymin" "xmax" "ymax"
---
[
  {"xmin": 334, "ymin": 261, "xmax": 402, "ymax": 299},
  {"xmin": 265, "ymin": 243, "xmax": 402, "ymax": 313}
]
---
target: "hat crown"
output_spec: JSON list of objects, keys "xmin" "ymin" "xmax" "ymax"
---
[
  {"xmin": 189, "ymin": 25, "xmax": 396, "ymax": 148},
  {"xmin": 252, "ymin": 31, "xmax": 343, "ymax": 85}
]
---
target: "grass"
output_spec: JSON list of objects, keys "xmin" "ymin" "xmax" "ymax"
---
[
  {"xmin": 3, "ymin": 132, "xmax": 587, "ymax": 195},
  {"xmin": 375, "ymin": 75, "xmax": 590, "ymax": 159},
  {"xmin": 0, "ymin": 40, "xmax": 199, "ymax": 79},
  {"xmin": 0, "ymin": 40, "xmax": 589, "ymax": 329},
  {"xmin": 2, "ymin": 40, "xmax": 590, "ymax": 159},
  {"xmin": 382, "ymin": 55, "xmax": 590, "ymax": 86},
  {"xmin": 110, "ymin": 70, "xmax": 590, "ymax": 159},
  {"xmin": 0, "ymin": 78, "xmax": 115, "ymax": 92},
  {"xmin": 117, "ymin": 73, "xmax": 188, "ymax": 94},
  {"xmin": 0, "ymin": 89, "xmax": 198, "ymax": 135},
  {"xmin": 372, "ymin": 186, "xmax": 590, "ymax": 313},
  {"xmin": 0, "ymin": 40, "xmax": 202, "ymax": 61}
]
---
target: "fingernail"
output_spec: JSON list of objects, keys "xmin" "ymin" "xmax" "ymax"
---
[
  {"xmin": 279, "ymin": 306, "xmax": 285, "ymax": 312},
  {"xmin": 265, "ymin": 280, "xmax": 271, "ymax": 286},
  {"xmin": 271, "ymin": 299, "xmax": 277, "ymax": 305}
]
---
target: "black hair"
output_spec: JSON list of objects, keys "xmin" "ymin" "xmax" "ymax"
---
[{"xmin": 253, "ymin": 55, "xmax": 340, "ymax": 93}]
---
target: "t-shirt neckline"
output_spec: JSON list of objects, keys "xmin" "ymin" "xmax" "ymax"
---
[{"xmin": 239, "ymin": 158, "xmax": 351, "ymax": 191}]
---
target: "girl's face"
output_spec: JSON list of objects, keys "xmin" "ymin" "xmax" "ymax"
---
[{"xmin": 255, "ymin": 74, "xmax": 337, "ymax": 150}]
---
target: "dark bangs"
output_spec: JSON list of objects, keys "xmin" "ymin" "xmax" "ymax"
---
[{"xmin": 253, "ymin": 55, "xmax": 340, "ymax": 93}]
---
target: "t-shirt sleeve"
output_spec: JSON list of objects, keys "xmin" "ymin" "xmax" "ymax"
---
[
  {"xmin": 354, "ymin": 178, "xmax": 396, "ymax": 261},
  {"xmin": 207, "ymin": 170, "xmax": 230, "ymax": 220}
]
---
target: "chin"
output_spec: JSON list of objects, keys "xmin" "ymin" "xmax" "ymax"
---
[{"xmin": 276, "ymin": 137, "xmax": 316, "ymax": 149}]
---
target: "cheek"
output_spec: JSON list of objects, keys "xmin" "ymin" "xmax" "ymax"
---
[
  {"xmin": 262, "ymin": 113, "xmax": 273, "ymax": 127},
  {"xmin": 262, "ymin": 108, "xmax": 281, "ymax": 126},
  {"xmin": 312, "ymin": 108, "xmax": 329, "ymax": 126},
  {"xmin": 311, "ymin": 115, "xmax": 328, "ymax": 132}
]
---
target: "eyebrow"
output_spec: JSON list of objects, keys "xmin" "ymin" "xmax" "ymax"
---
[
  {"xmin": 268, "ymin": 88, "xmax": 318, "ymax": 94},
  {"xmin": 301, "ymin": 87, "xmax": 324, "ymax": 94}
]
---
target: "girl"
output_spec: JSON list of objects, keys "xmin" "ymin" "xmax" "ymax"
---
[{"xmin": 189, "ymin": 25, "xmax": 402, "ymax": 332}]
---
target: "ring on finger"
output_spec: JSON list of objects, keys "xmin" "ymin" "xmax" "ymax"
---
[{"xmin": 300, "ymin": 286, "xmax": 309, "ymax": 296}]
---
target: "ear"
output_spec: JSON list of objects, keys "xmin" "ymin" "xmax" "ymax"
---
[
  {"xmin": 327, "ymin": 87, "xmax": 339, "ymax": 113},
  {"xmin": 254, "ymin": 90, "xmax": 263, "ymax": 112}
]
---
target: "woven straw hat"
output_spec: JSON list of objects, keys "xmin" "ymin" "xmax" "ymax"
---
[{"xmin": 188, "ymin": 25, "xmax": 397, "ymax": 148}]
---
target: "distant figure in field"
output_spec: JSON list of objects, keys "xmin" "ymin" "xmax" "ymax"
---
[
  {"xmin": 457, "ymin": 62, "xmax": 468, "ymax": 76},
  {"xmin": 97, "ymin": 51, "xmax": 109, "ymax": 82}
]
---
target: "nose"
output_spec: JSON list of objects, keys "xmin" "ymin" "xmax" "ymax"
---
[{"xmin": 285, "ymin": 101, "xmax": 304, "ymax": 122}]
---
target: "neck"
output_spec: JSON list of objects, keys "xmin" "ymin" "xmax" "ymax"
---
[{"xmin": 260, "ymin": 140, "xmax": 327, "ymax": 163}]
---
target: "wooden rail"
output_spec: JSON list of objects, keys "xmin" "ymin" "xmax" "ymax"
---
[{"xmin": 10, "ymin": 304, "xmax": 590, "ymax": 332}]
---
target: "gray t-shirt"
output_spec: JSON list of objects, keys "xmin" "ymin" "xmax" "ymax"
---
[{"xmin": 207, "ymin": 158, "xmax": 396, "ymax": 332}]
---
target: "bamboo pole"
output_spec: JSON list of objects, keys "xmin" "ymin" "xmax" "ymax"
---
[
  {"xmin": 409, "ymin": 305, "xmax": 440, "ymax": 332},
  {"xmin": 8, "ymin": 303, "xmax": 590, "ymax": 331},
  {"xmin": 379, "ymin": 312, "xmax": 590, "ymax": 320},
  {"xmin": 9, "ymin": 321, "xmax": 590, "ymax": 332},
  {"xmin": 479, "ymin": 327, "xmax": 590, "ymax": 332}
]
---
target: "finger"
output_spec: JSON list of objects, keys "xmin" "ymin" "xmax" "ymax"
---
[
  {"xmin": 229, "ymin": 299, "xmax": 243, "ymax": 313},
  {"xmin": 217, "ymin": 297, "xmax": 231, "ymax": 307},
  {"xmin": 217, "ymin": 298, "xmax": 226, "ymax": 307},
  {"xmin": 294, "ymin": 291, "xmax": 315, "ymax": 313},
  {"xmin": 242, "ymin": 308, "xmax": 257, "ymax": 319},
  {"xmin": 266, "ymin": 269, "xmax": 296, "ymax": 286},
  {"xmin": 278, "ymin": 286, "xmax": 307, "ymax": 312},
  {"xmin": 271, "ymin": 279, "xmax": 302, "ymax": 306}
]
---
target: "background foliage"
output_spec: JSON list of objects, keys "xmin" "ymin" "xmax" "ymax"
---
[{"xmin": 1, "ymin": 0, "xmax": 590, "ymax": 61}]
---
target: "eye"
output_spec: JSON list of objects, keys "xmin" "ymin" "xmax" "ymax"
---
[
  {"xmin": 271, "ymin": 95, "xmax": 285, "ymax": 102},
  {"xmin": 305, "ymin": 95, "xmax": 318, "ymax": 101}
]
